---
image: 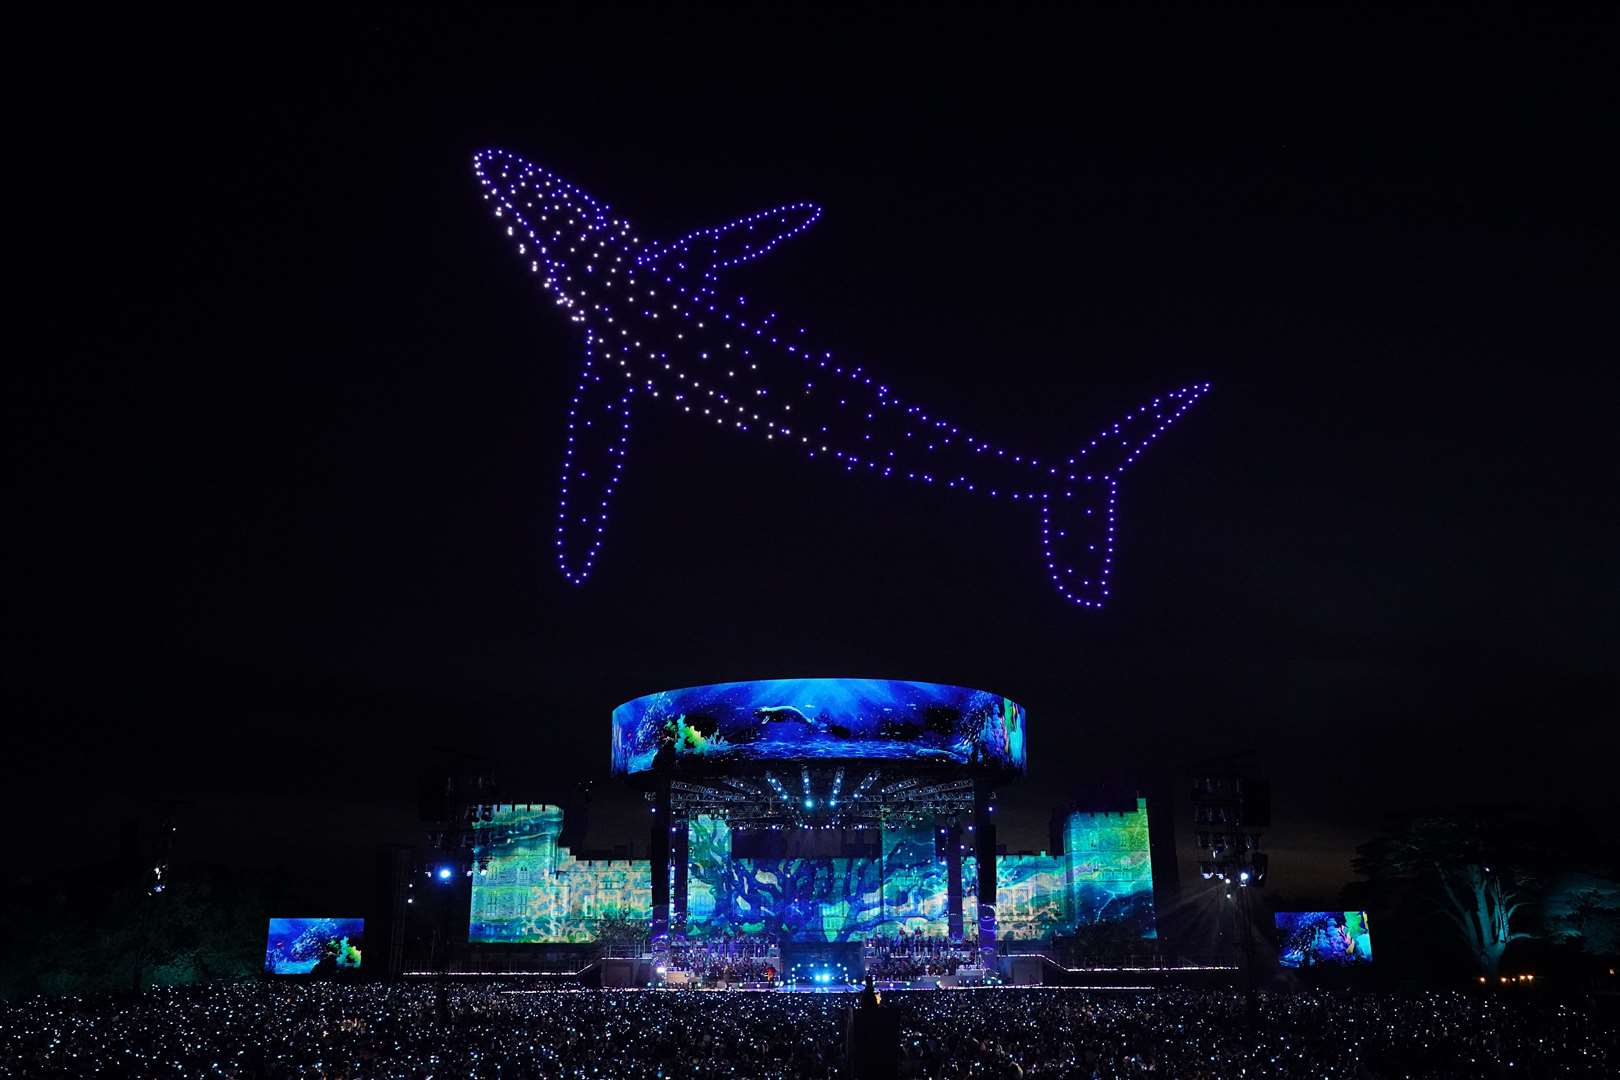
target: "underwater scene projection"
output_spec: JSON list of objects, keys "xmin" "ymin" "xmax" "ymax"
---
[
  {"xmin": 1276, "ymin": 911, "xmax": 1373, "ymax": 968},
  {"xmin": 468, "ymin": 805, "xmax": 651, "ymax": 943},
  {"xmin": 264, "ymin": 918, "xmax": 363, "ymax": 975},
  {"xmin": 612, "ymin": 679, "xmax": 1025, "ymax": 776}
]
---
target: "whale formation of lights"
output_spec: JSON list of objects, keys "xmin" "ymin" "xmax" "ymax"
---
[{"xmin": 472, "ymin": 148, "xmax": 1211, "ymax": 607}]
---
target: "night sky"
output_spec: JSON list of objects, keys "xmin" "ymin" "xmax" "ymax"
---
[{"xmin": 8, "ymin": 8, "xmax": 1617, "ymax": 911}]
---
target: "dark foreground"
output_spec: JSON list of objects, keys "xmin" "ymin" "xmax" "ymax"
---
[{"xmin": 2, "ymin": 984, "xmax": 1615, "ymax": 1078}]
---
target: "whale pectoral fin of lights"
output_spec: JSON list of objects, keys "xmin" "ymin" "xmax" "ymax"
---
[
  {"xmin": 554, "ymin": 331, "xmax": 634, "ymax": 585},
  {"xmin": 1039, "ymin": 385, "xmax": 1212, "ymax": 608},
  {"xmin": 636, "ymin": 203, "xmax": 823, "ymax": 283},
  {"xmin": 472, "ymin": 147, "xmax": 1213, "ymax": 608}
]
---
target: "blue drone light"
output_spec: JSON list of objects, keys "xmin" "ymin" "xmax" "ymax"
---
[{"xmin": 472, "ymin": 149, "xmax": 1211, "ymax": 608}]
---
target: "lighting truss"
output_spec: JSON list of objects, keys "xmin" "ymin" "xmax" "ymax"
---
[{"xmin": 657, "ymin": 768, "xmax": 978, "ymax": 827}]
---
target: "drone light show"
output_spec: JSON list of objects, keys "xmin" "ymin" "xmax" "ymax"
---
[
  {"xmin": 472, "ymin": 149, "xmax": 1210, "ymax": 607},
  {"xmin": 611, "ymin": 678, "xmax": 1025, "ymax": 776}
]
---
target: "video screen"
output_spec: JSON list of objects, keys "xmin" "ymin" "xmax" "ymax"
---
[
  {"xmin": 468, "ymin": 804, "xmax": 651, "ymax": 943},
  {"xmin": 687, "ymin": 816, "xmax": 952, "ymax": 941},
  {"xmin": 1275, "ymin": 911, "xmax": 1373, "ymax": 967},
  {"xmin": 687, "ymin": 815, "xmax": 882, "ymax": 941},
  {"xmin": 264, "ymin": 918, "xmax": 363, "ymax": 975},
  {"xmin": 879, "ymin": 822, "xmax": 951, "ymax": 934},
  {"xmin": 612, "ymin": 678, "xmax": 1026, "ymax": 775}
]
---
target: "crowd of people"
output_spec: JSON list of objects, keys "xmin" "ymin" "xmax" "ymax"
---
[
  {"xmin": 666, "ymin": 933, "xmax": 984, "ymax": 986},
  {"xmin": 864, "ymin": 935, "xmax": 980, "ymax": 982},
  {"xmin": 2, "ymin": 982, "xmax": 1615, "ymax": 1077},
  {"xmin": 667, "ymin": 939, "xmax": 984, "ymax": 990},
  {"xmin": 667, "ymin": 941, "xmax": 776, "ymax": 985}
]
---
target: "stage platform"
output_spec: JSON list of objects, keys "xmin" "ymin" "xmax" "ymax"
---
[{"xmin": 404, "ymin": 957, "xmax": 1236, "ymax": 991}]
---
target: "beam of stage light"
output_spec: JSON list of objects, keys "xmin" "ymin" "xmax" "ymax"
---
[{"xmin": 472, "ymin": 149, "xmax": 1211, "ymax": 607}]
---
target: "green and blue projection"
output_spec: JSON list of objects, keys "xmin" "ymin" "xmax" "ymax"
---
[
  {"xmin": 468, "ymin": 805, "xmax": 651, "ymax": 944},
  {"xmin": 1275, "ymin": 911, "xmax": 1373, "ymax": 968},
  {"xmin": 264, "ymin": 918, "xmax": 363, "ymax": 975},
  {"xmin": 469, "ymin": 800, "xmax": 1155, "ymax": 944},
  {"xmin": 988, "ymin": 800, "xmax": 1159, "ymax": 941},
  {"xmin": 685, "ymin": 817, "xmax": 943, "ymax": 941},
  {"xmin": 612, "ymin": 678, "xmax": 1026, "ymax": 776}
]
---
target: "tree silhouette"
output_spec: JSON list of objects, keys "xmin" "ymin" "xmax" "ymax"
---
[{"xmin": 1354, "ymin": 811, "xmax": 1536, "ymax": 977}]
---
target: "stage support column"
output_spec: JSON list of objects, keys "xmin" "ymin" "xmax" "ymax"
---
[
  {"xmin": 945, "ymin": 822, "xmax": 964, "ymax": 943},
  {"xmin": 672, "ymin": 812, "xmax": 690, "ymax": 940},
  {"xmin": 650, "ymin": 779, "xmax": 671, "ymax": 954},
  {"xmin": 973, "ymin": 777, "xmax": 997, "ymax": 970}
]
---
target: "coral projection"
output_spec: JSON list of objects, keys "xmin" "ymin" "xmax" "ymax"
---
[
  {"xmin": 468, "ymin": 805, "xmax": 650, "ymax": 944},
  {"xmin": 472, "ymin": 149, "xmax": 1210, "ymax": 607},
  {"xmin": 611, "ymin": 678, "xmax": 1025, "ymax": 776},
  {"xmin": 264, "ymin": 918, "xmax": 363, "ymax": 975}
]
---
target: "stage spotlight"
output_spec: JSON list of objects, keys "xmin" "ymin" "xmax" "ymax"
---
[
  {"xmin": 436, "ymin": 866, "xmax": 453, "ymax": 881},
  {"xmin": 804, "ymin": 798, "xmax": 814, "ymax": 809}
]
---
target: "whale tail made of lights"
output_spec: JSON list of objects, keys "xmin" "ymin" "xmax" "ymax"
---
[{"xmin": 473, "ymin": 149, "xmax": 1210, "ymax": 607}]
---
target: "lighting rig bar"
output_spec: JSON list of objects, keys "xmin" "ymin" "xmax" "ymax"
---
[
  {"xmin": 656, "ymin": 769, "xmax": 979, "ymax": 827},
  {"xmin": 1190, "ymin": 776, "xmax": 1270, "ymax": 888}
]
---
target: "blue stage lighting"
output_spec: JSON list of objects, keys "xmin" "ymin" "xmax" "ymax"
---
[{"xmin": 436, "ymin": 866, "xmax": 453, "ymax": 881}]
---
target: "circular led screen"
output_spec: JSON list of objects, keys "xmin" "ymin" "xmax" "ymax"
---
[{"xmin": 612, "ymin": 678, "xmax": 1025, "ymax": 776}]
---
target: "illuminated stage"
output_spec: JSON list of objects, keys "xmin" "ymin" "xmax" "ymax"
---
[{"xmin": 430, "ymin": 679, "xmax": 1166, "ymax": 986}]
